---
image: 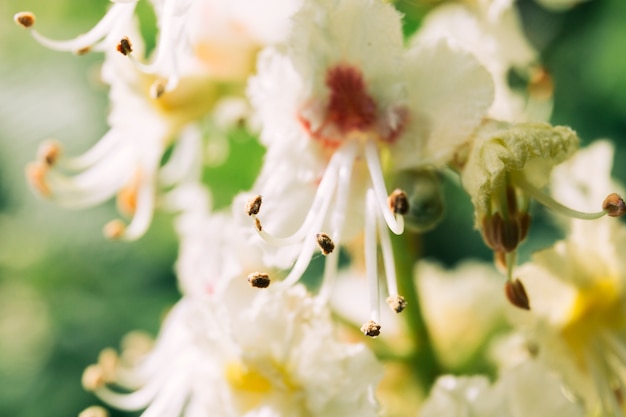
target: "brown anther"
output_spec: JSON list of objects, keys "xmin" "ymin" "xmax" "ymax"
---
[
  {"xmin": 316, "ymin": 233, "xmax": 335, "ymax": 255},
  {"xmin": 386, "ymin": 295, "xmax": 407, "ymax": 313},
  {"xmin": 481, "ymin": 212, "xmax": 530, "ymax": 253},
  {"xmin": 245, "ymin": 195, "xmax": 263, "ymax": 216},
  {"xmin": 79, "ymin": 406, "xmax": 109, "ymax": 417},
  {"xmin": 117, "ymin": 36, "xmax": 133, "ymax": 56},
  {"xmin": 103, "ymin": 219, "xmax": 126, "ymax": 240},
  {"xmin": 75, "ymin": 46, "xmax": 92, "ymax": 55},
  {"xmin": 150, "ymin": 80, "xmax": 167, "ymax": 99},
  {"xmin": 14, "ymin": 12, "xmax": 35, "ymax": 28},
  {"xmin": 37, "ymin": 140, "xmax": 61, "ymax": 166},
  {"xmin": 360, "ymin": 320, "xmax": 381, "ymax": 337},
  {"xmin": 388, "ymin": 189, "xmax": 409, "ymax": 215},
  {"xmin": 248, "ymin": 272, "xmax": 271, "ymax": 288},
  {"xmin": 25, "ymin": 162, "xmax": 51, "ymax": 197},
  {"xmin": 603, "ymin": 193, "xmax": 626, "ymax": 217},
  {"xmin": 81, "ymin": 364, "xmax": 105, "ymax": 391},
  {"xmin": 505, "ymin": 279, "xmax": 530, "ymax": 310},
  {"xmin": 254, "ymin": 218, "xmax": 262, "ymax": 232}
]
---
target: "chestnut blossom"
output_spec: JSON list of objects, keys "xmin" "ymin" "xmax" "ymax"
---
[
  {"xmin": 245, "ymin": 0, "xmax": 494, "ymax": 334},
  {"xmin": 18, "ymin": 0, "xmax": 297, "ymax": 239},
  {"xmin": 517, "ymin": 142, "xmax": 626, "ymax": 416},
  {"xmin": 419, "ymin": 360, "xmax": 585, "ymax": 417},
  {"xmin": 415, "ymin": 0, "xmax": 553, "ymax": 122},
  {"xmin": 82, "ymin": 283, "xmax": 383, "ymax": 417}
]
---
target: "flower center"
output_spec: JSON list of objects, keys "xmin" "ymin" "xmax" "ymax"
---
[
  {"xmin": 561, "ymin": 278, "xmax": 625, "ymax": 364},
  {"xmin": 224, "ymin": 362, "xmax": 273, "ymax": 393},
  {"xmin": 298, "ymin": 64, "xmax": 404, "ymax": 150},
  {"xmin": 325, "ymin": 65, "xmax": 377, "ymax": 134}
]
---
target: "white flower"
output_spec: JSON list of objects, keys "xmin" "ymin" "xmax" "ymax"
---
[
  {"xmin": 419, "ymin": 360, "xmax": 585, "ymax": 417},
  {"xmin": 414, "ymin": 0, "xmax": 552, "ymax": 122},
  {"xmin": 83, "ymin": 284, "xmax": 383, "ymax": 417},
  {"xmin": 245, "ymin": 0, "xmax": 494, "ymax": 334},
  {"xmin": 417, "ymin": 260, "xmax": 508, "ymax": 369},
  {"xmin": 517, "ymin": 180, "xmax": 626, "ymax": 415},
  {"xmin": 19, "ymin": 0, "xmax": 297, "ymax": 239}
]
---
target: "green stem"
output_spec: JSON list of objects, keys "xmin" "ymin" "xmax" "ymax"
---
[{"xmin": 391, "ymin": 231, "xmax": 443, "ymax": 390}]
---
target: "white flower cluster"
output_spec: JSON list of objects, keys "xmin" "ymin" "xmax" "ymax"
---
[{"xmin": 14, "ymin": 0, "xmax": 626, "ymax": 416}]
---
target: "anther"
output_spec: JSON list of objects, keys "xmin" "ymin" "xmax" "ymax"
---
[
  {"xmin": 98, "ymin": 348, "xmax": 119, "ymax": 382},
  {"xmin": 505, "ymin": 278, "xmax": 530, "ymax": 310},
  {"xmin": 388, "ymin": 189, "xmax": 409, "ymax": 215},
  {"xmin": 117, "ymin": 36, "xmax": 132, "ymax": 56},
  {"xmin": 254, "ymin": 218, "xmax": 263, "ymax": 232},
  {"xmin": 75, "ymin": 46, "xmax": 92, "ymax": 55},
  {"xmin": 103, "ymin": 219, "xmax": 126, "ymax": 240},
  {"xmin": 79, "ymin": 406, "xmax": 109, "ymax": 417},
  {"xmin": 360, "ymin": 320, "xmax": 381, "ymax": 337},
  {"xmin": 316, "ymin": 233, "xmax": 335, "ymax": 255},
  {"xmin": 150, "ymin": 80, "xmax": 167, "ymax": 99},
  {"xmin": 36, "ymin": 140, "xmax": 61, "ymax": 166},
  {"xmin": 25, "ymin": 162, "xmax": 51, "ymax": 197},
  {"xmin": 246, "ymin": 195, "xmax": 263, "ymax": 216},
  {"xmin": 248, "ymin": 272, "xmax": 271, "ymax": 288},
  {"xmin": 603, "ymin": 193, "xmax": 626, "ymax": 218},
  {"xmin": 386, "ymin": 295, "xmax": 407, "ymax": 313},
  {"xmin": 82, "ymin": 364, "xmax": 105, "ymax": 391},
  {"xmin": 14, "ymin": 12, "xmax": 35, "ymax": 28}
]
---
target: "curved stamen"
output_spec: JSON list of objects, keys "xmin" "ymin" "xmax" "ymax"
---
[
  {"xmin": 17, "ymin": 2, "xmax": 137, "ymax": 53},
  {"xmin": 138, "ymin": 366, "xmax": 190, "ymax": 417},
  {"xmin": 364, "ymin": 140, "xmax": 404, "ymax": 235},
  {"xmin": 318, "ymin": 151, "xmax": 356, "ymax": 302},
  {"xmin": 376, "ymin": 204, "xmax": 398, "ymax": 300},
  {"xmin": 254, "ymin": 141, "xmax": 358, "ymax": 246},
  {"xmin": 94, "ymin": 363, "xmax": 174, "ymax": 410},
  {"xmin": 123, "ymin": 0, "xmax": 192, "ymax": 94},
  {"xmin": 52, "ymin": 130, "xmax": 125, "ymax": 172},
  {"xmin": 42, "ymin": 145, "xmax": 135, "ymax": 208},
  {"xmin": 514, "ymin": 176, "xmax": 608, "ymax": 220}
]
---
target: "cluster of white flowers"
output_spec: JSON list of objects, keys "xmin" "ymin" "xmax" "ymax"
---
[{"xmin": 14, "ymin": 0, "xmax": 626, "ymax": 416}]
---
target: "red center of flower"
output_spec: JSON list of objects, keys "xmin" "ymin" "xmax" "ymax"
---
[
  {"xmin": 298, "ymin": 64, "xmax": 407, "ymax": 149},
  {"xmin": 325, "ymin": 65, "xmax": 377, "ymax": 133}
]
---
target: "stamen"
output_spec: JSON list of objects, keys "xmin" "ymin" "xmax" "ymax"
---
[
  {"xmin": 318, "ymin": 156, "xmax": 355, "ymax": 303},
  {"xmin": 360, "ymin": 320, "xmax": 381, "ymax": 338},
  {"xmin": 365, "ymin": 141, "xmax": 404, "ymax": 235},
  {"xmin": 79, "ymin": 406, "xmax": 109, "ymax": 417},
  {"xmin": 253, "ymin": 141, "xmax": 357, "ymax": 247},
  {"xmin": 25, "ymin": 162, "xmax": 51, "ymax": 197},
  {"xmin": 14, "ymin": 12, "xmax": 35, "ymax": 28},
  {"xmin": 104, "ymin": 219, "xmax": 126, "ymax": 239},
  {"xmin": 248, "ymin": 272, "xmax": 271, "ymax": 288},
  {"xmin": 515, "ymin": 176, "xmax": 608, "ymax": 220},
  {"xmin": 116, "ymin": 36, "xmax": 132, "ymax": 56},
  {"xmin": 117, "ymin": 177, "xmax": 156, "ymax": 240},
  {"xmin": 82, "ymin": 364, "xmax": 106, "ymax": 391},
  {"xmin": 388, "ymin": 189, "xmax": 409, "ymax": 215},
  {"xmin": 36, "ymin": 140, "xmax": 61, "ymax": 166},
  {"xmin": 316, "ymin": 233, "xmax": 335, "ymax": 255},
  {"xmin": 603, "ymin": 193, "xmax": 626, "ymax": 217},
  {"xmin": 504, "ymin": 278, "xmax": 530, "ymax": 310},
  {"xmin": 365, "ymin": 189, "xmax": 381, "ymax": 327},
  {"xmin": 376, "ymin": 201, "xmax": 402, "ymax": 307},
  {"xmin": 16, "ymin": 2, "xmax": 138, "ymax": 54},
  {"xmin": 254, "ymin": 218, "xmax": 263, "ymax": 232},
  {"xmin": 386, "ymin": 295, "xmax": 407, "ymax": 314},
  {"xmin": 245, "ymin": 195, "xmax": 263, "ymax": 216}
]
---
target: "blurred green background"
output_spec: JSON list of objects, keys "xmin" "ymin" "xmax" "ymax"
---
[{"xmin": 1, "ymin": 0, "xmax": 626, "ymax": 416}]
